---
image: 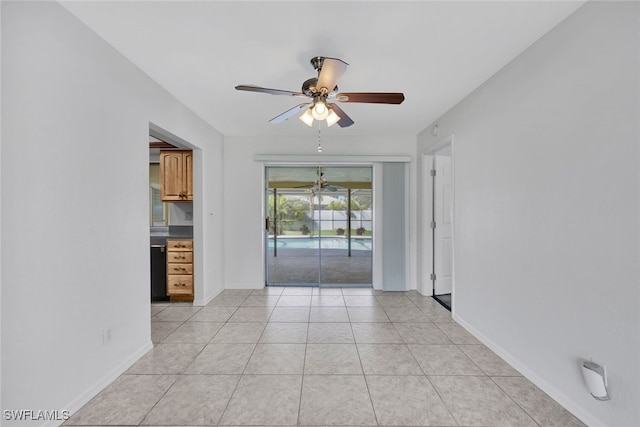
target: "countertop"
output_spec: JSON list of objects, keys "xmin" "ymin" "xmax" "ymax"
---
[{"xmin": 150, "ymin": 226, "xmax": 193, "ymax": 246}]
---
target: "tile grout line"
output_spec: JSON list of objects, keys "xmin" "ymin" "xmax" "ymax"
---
[
  {"xmin": 296, "ymin": 305, "xmax": 312, "ymax": 426},
  {"xmin": 350, "ymin": 314, "xmax": 380, "ymax": 426},
  {"xmin": 149, "ymin": 295, "xmax": 243, "ymax": 426},
  {"xmin": 215, "ymin": 294, "xmax": 263, "ymax": 427},
  {"xmin": 487, "ymin": 375, "xmax": 543, "ymax": 427},
  {"xmin": 134, "ymin": 371, "xmax": 179, "ymax": 426}
]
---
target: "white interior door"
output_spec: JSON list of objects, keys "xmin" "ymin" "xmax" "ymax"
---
[{"xmin": 434, "ymin": 154, "xmax": 453, "ymax": 295}]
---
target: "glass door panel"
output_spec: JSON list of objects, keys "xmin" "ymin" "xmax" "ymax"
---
[
  {"xmin": 266, "ymin": 187, "xmax": 319, "ymax": 286},
  {"xmin": 265, "ymin": 166, "xmax": 372, "ymax": 287},
  {"xmin": 319, "ymin": 186, "xmax": 372, "ymax": 286}
]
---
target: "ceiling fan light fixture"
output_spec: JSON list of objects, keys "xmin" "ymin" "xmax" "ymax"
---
[
  {"xmin": 311, "ymin": 100, "xmax": 329, "ymax": 120},
  {"xmin": 326, "ymin": 108, "xmax": 340, "ymax": 127},
  {"xmin": 299, "ymin": 108, "xmax": 314, "ymax": 126}
]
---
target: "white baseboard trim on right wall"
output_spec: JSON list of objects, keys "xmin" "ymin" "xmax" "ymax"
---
[{"xmin": 453, "ymin": 313, "xmax": 604, "ymax": 427}]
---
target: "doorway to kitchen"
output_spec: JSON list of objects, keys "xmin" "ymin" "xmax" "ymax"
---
[
  {"xmin": 265, "ymin": 165, "xmax": 373, "ymax": 287},
  {"xmin": 149, "ymin": 125, "xmax": 197, "ymax": 303}
]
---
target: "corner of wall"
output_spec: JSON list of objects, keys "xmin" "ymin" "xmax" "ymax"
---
[{"xmin": 194, "ymin": 286, "xmax": 224, "ymax": 307}]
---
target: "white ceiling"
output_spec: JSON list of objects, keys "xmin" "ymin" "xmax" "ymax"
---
[{"xmin": 61, "ymin": 1, "xmax": 584, "ymax": 137}]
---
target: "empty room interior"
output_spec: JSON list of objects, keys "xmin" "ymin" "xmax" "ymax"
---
[{"xmin": 1, "ymin": 1, "xmax": 639, "ymax": 427}]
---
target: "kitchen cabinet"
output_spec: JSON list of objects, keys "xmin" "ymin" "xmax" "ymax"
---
[
  {"xmin": 160, "ymin": 150, "xmax": 193, "ymax": 202},
  {"xmin": 166, "ymin": 239, "xmax": 193, "ymax": 301}
]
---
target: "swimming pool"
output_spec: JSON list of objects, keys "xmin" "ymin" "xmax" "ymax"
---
[{"xmin": 267, "ymin": 236, "xmax": 372, "ymax": 251}]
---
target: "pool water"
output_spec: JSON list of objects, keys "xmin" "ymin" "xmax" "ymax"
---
[{"xmin": 268, "ymin": 236, "xmax": 372, "ymax": 251}]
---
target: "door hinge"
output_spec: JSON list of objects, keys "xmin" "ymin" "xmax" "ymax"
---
[
  {"xmin": 430, "ymin": 221, "xmax": 436, "ymax": 229},
  {"xmin": 430, "ymin": 169, "xmax": 436, "ymax": 177},
  {"xmin": 430, "ymin": 273, "xmax": 436, "ymax": 281}
]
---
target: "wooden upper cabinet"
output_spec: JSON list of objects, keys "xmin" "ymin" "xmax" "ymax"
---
[
  {"xmin": 160, "ymin": 151, "xmax": 183, "ymax": 201},
  {"xmin": 160, "ymin": 150, "xmax": 193, "ymax": 202},
  {"xmin": 183, "ymin": 151, "xmax": 193, "ymax": 200}
]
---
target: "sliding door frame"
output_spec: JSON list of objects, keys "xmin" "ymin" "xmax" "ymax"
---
[
  {"xmin": 263, "ymin": 163, "xmax": 375, "ymax": 287},
  {"xmin": 257, "ymin": 155, "xmax": 411, "ymax": 290}
]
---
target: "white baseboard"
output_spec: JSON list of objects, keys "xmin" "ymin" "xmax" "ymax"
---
[
  {"xmin": 195, "ymin": 286, "xmax": 224, "ymax": 306},
  {"xmin": 453, "ymin": 314, "xmax": 605, "ymax": 427},
  {"xmin": 417, "ymin": 287, "xmax": 433, "ymax": 297},
  {"xmin": 48, "ymin": 340, "xmax": 154, "ymax": 427},
  {"xmin": 224, "ymin": 283, "xmax": 264, "ymax": 290}
]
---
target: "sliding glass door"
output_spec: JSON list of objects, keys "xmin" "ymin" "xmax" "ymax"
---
[
  {"xmin": 318, "ymin": 186, "xmax": 372, "ymax": 285},
  {"xmin": 266, "ymin": 187, "xmax": 320, "ymax": 285},
  {"xmin": 265, "ymin": 166, "xmax": 372, "ymax": 287}
]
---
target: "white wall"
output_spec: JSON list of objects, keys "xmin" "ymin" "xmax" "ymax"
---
[
  {"xmin": 0, "ymin": 0, "xmax": 3, "ymax": 416},
  {"xmin": 417, "ymin": 2, "xmax": 639, "ymax": 426},
  {"xmin": 168, "ymin": 203, "xmax": 194, "ymax": 226},
  {"xmin": 223, "ymin": 135, "xmax": 417, "ymax": 289},
  {"xmin": 1, "ymin": 1, "xmax": 224, "ymax": 423}
]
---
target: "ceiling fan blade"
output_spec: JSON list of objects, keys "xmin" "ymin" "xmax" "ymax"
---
[
  {"xmin": 269, "ymin": 103, "xmax": 310, "ymax": 123},
  {"xmin": 236, "ymin": 85, "xmax": 307, "ymax": 98},
  {"xmin": 336, "ymin": 92, "xmax": 405, "ymax": 104},
  {"xmin": 329, "ymin": 103, "xmax": 354, "ymax": 128},
  {"xmin": 316, "ymin": 58, "xmax": 348, "ymax": 94}
]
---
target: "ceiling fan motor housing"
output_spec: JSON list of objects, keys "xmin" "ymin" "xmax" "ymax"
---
[{"xmin": 302, "ymin": 77, "xmax": 338, "ymax": 98}]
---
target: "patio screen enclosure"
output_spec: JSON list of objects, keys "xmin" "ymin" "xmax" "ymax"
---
[{"xmin": 265, "ymin": 166, "xmax": 373, "ymax": 287}]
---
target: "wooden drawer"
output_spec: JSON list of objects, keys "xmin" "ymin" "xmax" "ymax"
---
[
  {"xmin": 167, "ymin": 251, "xmax": 193, "ymax": 263},
  {"xmin": 167, "ymin": 262, "xmax": 193, "ymax": 275},
  {"xmin": 167, "ymin": 240, "xmax": 193, "ymax": 250},
  {"xmin": 167, "ymin": 275, "xmax": 193, "ymax": 295}
]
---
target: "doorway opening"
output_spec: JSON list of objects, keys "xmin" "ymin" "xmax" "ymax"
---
[
  {"xmin": 265, "ymin": 165, "xmax": 373, "ymax": 287},
  {"xmin": 149, "ymin": 125, "xmax": 197, "ymax": 303},
  {"xmin": 424, "ymin": 140, "xmax": 454, "ymax": 310}
]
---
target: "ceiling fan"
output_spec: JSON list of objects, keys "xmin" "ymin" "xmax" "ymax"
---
[
  {"xmin": 235, "ymin": 56, "xmax": 405, "ymax": 128},
  {"xmin": 313, "ymin": 167, "xmax": 339, "ymax": 192},
  {"xmin": 297, "ymin": 167, "xmax": 339, "ymax": 192}
]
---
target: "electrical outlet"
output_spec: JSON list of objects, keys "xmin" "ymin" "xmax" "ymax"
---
[{"xmin": 103, "ymin": 328, "xmax": 112, "ymax": 345}]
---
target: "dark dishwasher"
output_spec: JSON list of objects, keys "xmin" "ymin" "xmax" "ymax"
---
[{"xmin": 150, "ymin": 244, "xmax": 169, "ymax": 301}]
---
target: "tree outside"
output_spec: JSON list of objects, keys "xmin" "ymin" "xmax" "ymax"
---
[
  {"xmin": 268, "ymin": 191, "xmax": 373, "ymax": 236},
  {"xmin": 268, "ymin": 194, "xmax": 309, "ymax": 235}
]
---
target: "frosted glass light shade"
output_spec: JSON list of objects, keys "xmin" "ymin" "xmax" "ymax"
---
[
  {"xmin": 326, "ymin": 109, "xmax": 340, "ymax": 127},
  {"xmin": 299, "ymin": 109, "xmax": 314, "ymax": 126},
  {"xmin": 311, "ymin": 101, "xmax": 329, "ymax": 120}
]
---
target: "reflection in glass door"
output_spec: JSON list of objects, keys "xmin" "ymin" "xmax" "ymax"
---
[
  {"xmin": 266, "ymin": 187, "xmax": 320, "ymax": 285},
  {"xmin": 319, "ymin": 186, "xmax": 372, "ymax": 286},
  {"xmin": 265, "ymin": 166, "xmax": 372, "ymax": 287}
]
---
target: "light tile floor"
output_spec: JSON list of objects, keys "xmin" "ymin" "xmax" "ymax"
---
[{"xmin": 66, "ymin": 288, "xmax": 585, "ymax": 427}]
